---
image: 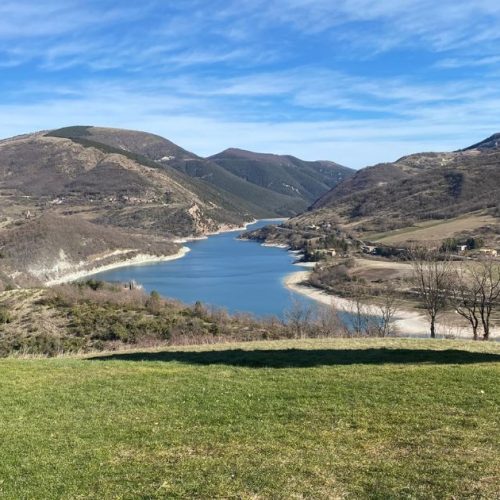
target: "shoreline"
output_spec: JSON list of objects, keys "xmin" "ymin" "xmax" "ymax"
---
[
  {"xmin": 46, "ymin": 217, "xmax": 261, "ymax": 286},
  {"xmin": 46, "ymin": 247, "xmax": 191, "ymax": 286},
  {"xmin": 174, "ymin": 219, "xmax": 258, "ymax": 244},
  {"xmin": 284, "ymin": 268, "xmax": 497, "ymax": 339}
]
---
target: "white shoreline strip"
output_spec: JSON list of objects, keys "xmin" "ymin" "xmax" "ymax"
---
[
  {"xmin": 45, "ymin": 217, "xmax": 262, "ymax": 285},
  {"xmin": 46, "ymin": 247, "xmax": 191, "ymax": 286},
  {"xmin": 283, "ymin": 268, "xmax": 498, "ymax": 339}
]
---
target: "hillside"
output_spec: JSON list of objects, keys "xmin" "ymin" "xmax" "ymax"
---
[
  {"xmin": 53, "ymin": 126, "xmax": 345, "ymax": 217},
  {"xmin": 0, "ymin": 338, "xmax": 498, "ymax": 498},
  {"xmin": 0, "ymin": 129, "xmax": 254, "ymax": 286},
  {"xmin": 243, "ymin": 134, "xmax": 500, "ymax": 253},
  {"xmin": 311, "ymin": 138, "xmax": 500, "ymax": 231},
  {"xmin": 0, "ymin": 125, "xmax": 349, "ymax": 286},
  {"xmin": 209, "ymin": 148, "xmax": 353, "ymax": 212},
  {"xmin": 0, "ymin": 215, "xmax": 179, "ymax": 287}
]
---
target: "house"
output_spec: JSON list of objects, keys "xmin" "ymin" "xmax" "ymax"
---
[
  {"xmin": 317, "ymin": 249, "xmax": 336, "ymax": 258},
  {"xmin": 361, "ymin": 245, "xmax": 378, "ymax": 255},
  {"xmin": 457, "ymin": 245, "xmax": 467, "ymax": 253}
]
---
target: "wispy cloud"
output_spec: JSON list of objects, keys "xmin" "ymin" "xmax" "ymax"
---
[{"xmin": 0, "ymin": 1, "xmax": 499, "ymax": 167}]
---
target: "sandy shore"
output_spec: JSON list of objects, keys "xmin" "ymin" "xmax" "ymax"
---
[
  {"xmin": 46, "ymin": 247, "xmax": 191, "ymax": 286},
  {"xmin": 284, "ymin": 268, "xmax": 497, "ymax": 339}
]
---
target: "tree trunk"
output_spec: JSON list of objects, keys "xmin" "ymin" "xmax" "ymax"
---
[
  {"xmin": 472, "ymin": 325, "xmax": 478, "ymax": 341},
  {"xmin": 483, "ymin": 324, "xmax": 489, "ymax": 341},
  {"xmin": 430, "ymin": 316, "xmax": 436, "ymax": 338},
  {"xmin": 481, "ymin": 311, "xmax": 490, "ymax": 340}
]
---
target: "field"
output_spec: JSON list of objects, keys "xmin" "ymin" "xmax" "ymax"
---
[
  {"xmin": 367, "ymin": 213, "xmax": 497, "ymax": 245},
  {"xmin": 0, "ymin": 338, "xmax": 499, "ymax": 499}
]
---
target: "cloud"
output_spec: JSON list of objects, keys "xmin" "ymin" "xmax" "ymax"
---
[
  {"xmin": 0, "ymin": 0, "xmax": 499, "ymax": 168},
  {"xmin": 0, "ymin": 73, "xmax": 498, "ymax": 168}
]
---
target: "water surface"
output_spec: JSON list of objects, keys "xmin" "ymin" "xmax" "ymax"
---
[{"xmin": 92, "ymin": 220, "xmax": 313, "ymax": 317}]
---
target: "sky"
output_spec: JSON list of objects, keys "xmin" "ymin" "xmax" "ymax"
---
[{"xmin": 1, "ymin": 1, "xmax": 499, "ymax": 168}]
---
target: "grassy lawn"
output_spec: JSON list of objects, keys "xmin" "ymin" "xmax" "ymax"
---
[{"xmin": 0, "ymin": 338, "xmax": 499, "ymax": 499}]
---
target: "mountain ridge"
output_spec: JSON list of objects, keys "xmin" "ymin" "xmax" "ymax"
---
[
  {"xmin": 49, "ymin": 126, "xmax": 352, "ymax": 217},
  {"xmin": 0, "ymin": 125, "xmax": 348, "ymax": 287},
  {"xmin": 244, "ymin": 133, "xmax": 500, "ymax": 252}
]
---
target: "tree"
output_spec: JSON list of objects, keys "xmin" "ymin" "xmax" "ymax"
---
[
  {"xmin": 349, "ymin": 292, "xmax": 370, "ymax": 337},
  {"xmin": 451, "ymin": 264, "xmax": 481, "ymax": 340},
  {"xmin": 285, "ymin": 298, "xmax": 314, "ymax": 338},
  {"xmin": 409, "ymin": 248, "xmax": 453, "ymax": 338},
  {"xmin": 466, "ymin": 237, "xmax": 483, "ymax": 250},
  {"xmin": 146, "ymin": 290, "xmax": 162, "ymax": 314},
  {"xmin": 440, "ymin": 238, "xmax": 458, "ymax": 253},
  {"xmin": 373, "ymin": 285, "xmax": 399, "ymax": 337},
  {"xmin": 473, "ymin": 258, "xmax": 500, "ymax": 340}
]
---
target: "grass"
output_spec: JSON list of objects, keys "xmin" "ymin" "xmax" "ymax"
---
[
  {"xmin": 368, "ymin": 213, "xmax": 496, "ymax": 244},
  {"xmin": 0, "ymin": 338, "xmax": 499, "ymax": 499}
]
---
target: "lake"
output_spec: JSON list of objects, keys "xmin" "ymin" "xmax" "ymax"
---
[{"xmin": 91, "ymin": 220, "xmax": 315, "ymax": 317}]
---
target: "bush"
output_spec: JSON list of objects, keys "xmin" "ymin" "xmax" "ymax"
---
[
  {"xmin": 0, "ymin": 307, "xmax": 12, "ymax": 324},
  {"xmin": 146, "ymin": 290, "xmax": 162, "ymax": 314}
]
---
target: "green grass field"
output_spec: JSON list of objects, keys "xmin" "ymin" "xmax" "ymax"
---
[{"xmin": 0, "ymin": 339, "xmax": 499, "ymax": 499}]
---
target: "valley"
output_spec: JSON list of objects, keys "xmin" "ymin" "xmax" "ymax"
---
[
  {"xmin": 0, "ymin": 128, "xmax": 499, "ymax": 351},
  {"xmin": 0, "ymin": 126, "xmax": 351, "ymax": 289}
]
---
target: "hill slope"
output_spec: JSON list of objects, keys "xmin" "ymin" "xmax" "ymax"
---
[
  {"xmin": 0, "ymin": 125, "xmax": 348, "ymax": 286},
  {"xmin": 55, "ymin": 126, "xmax": 343, "ymax": 217},
  {"xmin": 0, "ymin": 128, "xmax": 254, "ymax": 286},
  {"xmin": 243, "ymin": 135, "xmax": 500, "ymax": 251},
  {"xmin": 308, "ymin": 136, "xmax": 500, "ymax": 235},
  {"xmin": 209, "ymin": 148, "xmax": 353, "ymax": 212}
]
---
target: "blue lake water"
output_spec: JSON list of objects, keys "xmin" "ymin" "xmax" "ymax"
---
[{"xmin": 91, "ymin": 220, "xmax": 315, "ymax": 318}]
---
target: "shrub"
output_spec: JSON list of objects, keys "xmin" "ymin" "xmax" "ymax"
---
[{"xmin": 0, "ymin": 307, "xmax": 12, "ymax": 324}]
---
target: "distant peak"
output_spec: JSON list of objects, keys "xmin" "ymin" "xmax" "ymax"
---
[{"xmin": 462, "ymin": 133, "xmax": 500, "ymax": 151}]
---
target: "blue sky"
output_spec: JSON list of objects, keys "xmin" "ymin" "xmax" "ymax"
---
[{"xmin": 1, "ymin": 0, "xmax": 499, "ymax": 167}]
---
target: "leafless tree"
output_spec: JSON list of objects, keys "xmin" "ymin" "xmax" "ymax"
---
[
  {"xmin": 317, "ymin": 301, "xmax": 346, "ymax": 337},
  {"xmin": 409, "ymin": 247, "xmax": 453, "ymax": 338},
  {"xmin": 349, "ymin": 291, "xmax": 370, "ymax": 336},
  {"xmin": 451, "ymin": 264, "xmax": 481, "ymax": 340},
  {"xmin": 473, "ymin": 258, "xmax": 500, "ymax": 340},
  {"xmin": 285, "ymin": 298, "xmax": 315, "ymax": 338},
  {"xmin": 373, "ymin": 286, "xmax": 399, "ymax": 337}
]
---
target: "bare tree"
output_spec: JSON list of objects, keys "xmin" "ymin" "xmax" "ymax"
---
[
  {"xmin": 317, "ymin": 300, "xmax": 346, "ymax": 337},
  {"xmin": 285, "ymin": 298, "xmax": 315, "ymax": 338},
  {"xmin": 409, "ymin": 247, "xmax": 453, "ymax": 338},
  {"xmin": 473, "ymin": 258, "xmax": 500, "ymax": 340},
  {"xmin": 348, "ymin": 290, "xmax": 371, "ymax": 337},
  {"xmin": 373, "ymin": 286, "xmax": 399, "ymax": 337},
  {"xmin": 451, "ymin": 264, "xmax": 481, "ymax": 340}
]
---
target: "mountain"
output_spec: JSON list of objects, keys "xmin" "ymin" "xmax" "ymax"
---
[
  {"xmin": 208, "ymin": 148, "xmax": 353, "ymax": 212},
  {"xmin": 245, "ymin": 135, "xmax": 500, "ymax": 250},
  {"xmin": 52, "ymin": 127, "xmax": 351, "ymax": 217},
  {"xmin": 461, "ymin": 133, "xmax": 500, "ymax": 151},
  {"xmin": 0, "ymin": 125, "xmax": 347, "ymax": 286},
  {"xmin": 310, "ymin": 137, "xmax": 500, "ymax": 230},
  {"xmin": 0, "ymin": 128, "xmax": 254, "ymax": 286}
]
